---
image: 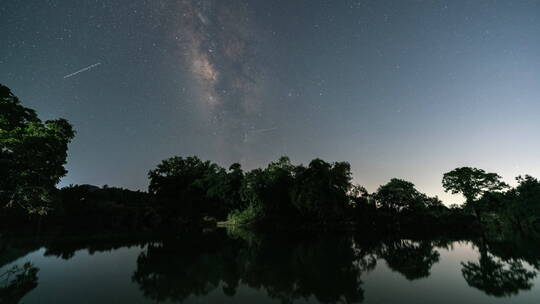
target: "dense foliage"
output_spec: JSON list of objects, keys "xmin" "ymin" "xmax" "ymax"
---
[
  {"xmin": 53, "ymin": 185, "xmax": 159, "ymax": 231},
  {"xmin": 146, "ymin": 155, "xmax": 464, "ymax": 233},
  {"xmin": 0, "ymin": 84, "xmax": 75, "ymax": 216}
]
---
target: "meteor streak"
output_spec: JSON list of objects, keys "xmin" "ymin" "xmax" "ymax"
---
[{"xmin": 63, "ymin": 62, "xmax": 101, "ymax": 79}]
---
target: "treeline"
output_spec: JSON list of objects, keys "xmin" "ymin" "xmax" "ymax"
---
[
  {"xmin": 147, "ymin": 155, "xmax": 458, "ymax": 232},
  {"xmin": 4, "ymin": 154, "xmax": 538, "ymax": 239},
  {"xmin": 144, "ymin": 155, "xmax": 540, "ymax": 238},
  {"xmin": 1, "ymin": 83, "xmax": 540, "ymax": 237}
]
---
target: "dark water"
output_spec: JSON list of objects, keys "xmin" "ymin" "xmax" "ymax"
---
[{"xmin": 1, "ymin": 229, "xmax": 540, "ymax": 303}]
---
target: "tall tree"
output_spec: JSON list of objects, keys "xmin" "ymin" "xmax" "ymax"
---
[
  {"xmin": 0, "ymin": 84, "xmax": 75, "ymax": 215},
  {"xmin": 504, "ymin": 175, "xmax": 540, "ymax": 235},
  {"xmin": 205, "ymin": 163, "xmax": 245, "ymax": 216},
  {"xmin": 442, "ymin": 167, "xmax": 508, "ymax": 220},
  {"xmin": 240, "ymin": 157, "xmax": 296, "ymax": 217},
  {"xmin": 374, "ymin": 178, "xmax": 426, "ymax": 213},
  {"xmin": 148, "ymin": 156, "xmax": 224, "ymax": 220},
  {"xmin": 290, "ymin": 159, "xmax": 354, "ymax": 222}
]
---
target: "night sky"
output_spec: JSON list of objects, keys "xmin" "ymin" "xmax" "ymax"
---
[{"xmin": 2, "ymin": 0, "xmax": 540, "ymax": 204}]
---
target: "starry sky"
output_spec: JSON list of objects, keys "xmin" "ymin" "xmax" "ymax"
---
[{"xmin": 1, "ymin": 0, "xmax": 540, "ymax": 205}]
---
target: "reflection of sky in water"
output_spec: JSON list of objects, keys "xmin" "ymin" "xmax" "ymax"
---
[
  {"xmin": 363, "ymin": 242, "xmax": 539, "ymax": 303},
  {"xmin": 2, "ymin": 241, "xmax": 539, "ymax": 304}
]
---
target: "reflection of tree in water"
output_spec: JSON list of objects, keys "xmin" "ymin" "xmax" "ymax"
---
[
  {"xmin": 378, "ymin": 240, "xmax": 440, "ymax": 280},
  {"xmin": 132, "ymin": 231, "xmax": 369, "ymax": 303},
  {"xmin": 242, "ymin": 235, "xmax": 367, "ymax": 304},
  {"xmin": 4, "ymin": 231, "xmax": 538, "ymax": 302},
  {"xmin": 0, "ymin": 262, "xmax": 39, "ymax": 304},
  {"xmin": 479, "ymin": 236, "xmax": 540, "ymax": 271},
  {"xmin": 461, "ymin": 239, "xmax": 537, "ymax": 297},
  {"xmin": 132, "ymin": 233, "xmax": 242, "ymax": 303},
  {"xmin": 43, "ymin": 237, "xmax": 149, "ymax": 260}
]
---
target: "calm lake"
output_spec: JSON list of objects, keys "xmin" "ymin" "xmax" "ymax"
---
[{"xmin": 1, "ymin": 229, "xmax": 540, "ymax": 303}]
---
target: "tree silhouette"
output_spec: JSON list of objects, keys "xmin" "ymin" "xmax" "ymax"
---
[
  {"xmin": 290, "ymin": 159, "xmax": 354, "ymax": 222},
  {"xmin": 443, "ymin": 167, "xmax": 508, "ymax": 221},
  {"xmin": 147, "ymin": 156, "xmax": 225, "ymax": 223},
  {"xmin": 375, "ymin": 179, "xmax": 429, "ymax": 213}
]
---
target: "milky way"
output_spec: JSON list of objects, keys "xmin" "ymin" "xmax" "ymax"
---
[{"xmin": 178, "ymin": 0, "xmax": 266, "ymax": 163}]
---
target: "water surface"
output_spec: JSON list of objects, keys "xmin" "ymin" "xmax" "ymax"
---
[{"xmin": 1, "ymin": 230, "xmax": 539, "ymax": 303}]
